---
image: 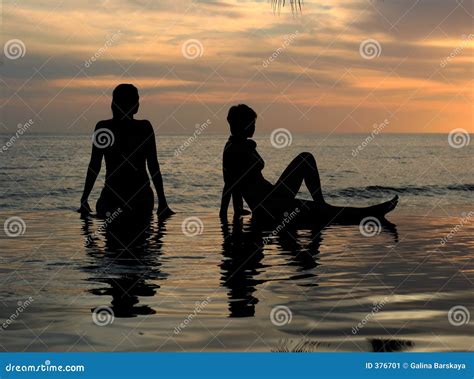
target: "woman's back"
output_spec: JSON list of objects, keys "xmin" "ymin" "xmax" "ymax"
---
[{"xmin": 96, "ymin": 119, "xmax": 155, "ymax": 211}]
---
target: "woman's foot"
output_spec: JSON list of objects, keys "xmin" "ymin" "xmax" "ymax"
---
[
  {"xmin": 367, "ymin": 195, "xmax": 399, "ymax": 217},
  {"xmin": 324, "ymin": 195, "xmax": 399, "ymax": 223}
]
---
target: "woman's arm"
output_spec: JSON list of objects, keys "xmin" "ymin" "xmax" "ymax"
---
[
  {"xmin": 221, "ymin": 177, "xmax": 248, "ymax": 219},
  {"xmin": 220, "ymin": 183, "xmax": 232, "ymax": 219},
  {"xmin": 231, "ymin": 189, "xmax": 243, "ymax": 213},
  {"xmin": 145, "ymin": 122, "xmax": 174, "ymax": 216},
  {"xmin": 79, "ymin": 124, "xmax": 104, "ymax": 213}
]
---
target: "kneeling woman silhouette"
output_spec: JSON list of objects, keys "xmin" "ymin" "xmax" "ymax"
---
[
  {"xmin": 220, "ymin": 104, "xmax": 398, "ymax": 224},
  {"xmin": 79, "ymin": 84, "xmax": 174, "ymax": 218}
]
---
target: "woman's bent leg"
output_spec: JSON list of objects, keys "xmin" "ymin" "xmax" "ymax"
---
[
  {"xmin": 266, "ymin": 152, "xmax": 398, "ymax": 224},
  {"xmin": 274, "ymin": 152, "xmax": 325, "ymax": 204},
  {"xmin": 299, "ymin": 196, "xmax": 399, "ymax": 224}
]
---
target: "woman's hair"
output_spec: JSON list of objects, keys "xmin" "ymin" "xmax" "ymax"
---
[
  {"xmin": 227, "ymin": 104, "xmax": 257, "ymax": 137},
  {"xmin": 112, "ymin": 84, "xmax": 139, "ymax": 119}
]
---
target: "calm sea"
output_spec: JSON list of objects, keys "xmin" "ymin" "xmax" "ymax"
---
[{"xmin": 0, "ymin": 134, "xmax": 472, "ymax": 351}]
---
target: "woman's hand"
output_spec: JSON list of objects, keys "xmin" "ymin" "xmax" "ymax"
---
[
  {"xmin": 157, "ymin": 204, "xmax": 175, "ymax": 218},
  {"xmin": 235, "ymin": 208, "xmax": 251, "ymax": 216},
  {"xmin": 77, "ymin": 198, "xmax": 93, "ymax": 214},
  {"xmin": 219, "ymin": 208, "xmax": 227, "ymax": 221}
]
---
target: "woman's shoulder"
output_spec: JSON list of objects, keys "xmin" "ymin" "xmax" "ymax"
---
[
  {"xmin": 135, "ymin": 119, "xmax": 154, "ymax": 133},
  {"xmin": 95, "ymin": 119, "xmax": 152, "ymax": 127},
  {"xmin": 95, "ymin": 119, "xmax": 113, "ymax": 130},
  {"xmin": 246, "ymin": 139, "xmax": 257, "ymax": 149},
  {"xmin": 134, "ymin": 119, "xmax": 152, "ymax": 124},
  {"xmin": 227, "ymin": 137, "xmax": 257, "ymax": 147}
]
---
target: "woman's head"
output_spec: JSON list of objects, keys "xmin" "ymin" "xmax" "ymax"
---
[
  {"xmin": 112, "ymin": 84, "xmax": 139, "ymax": 119},
  {"xmin": 227, "ymin": 104, "xmax": 257, "ymax": 138}
]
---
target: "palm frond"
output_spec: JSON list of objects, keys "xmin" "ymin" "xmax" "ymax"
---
[{"xmin": 271, "ymin": 0, "xmax": 303, "ymax": 14}]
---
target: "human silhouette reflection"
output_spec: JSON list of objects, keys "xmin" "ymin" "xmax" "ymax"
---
[
  {"xmin": 369, "ymin": 338, "xmax": 414, "ymax": 352},
  {"xmin": 220, "ymin": 215, "xmax": 399, "ymax": 317},
  {"xmin": 275, "ymin": 228, "xmax": 322, "ymax": 284},
  {"xmin": 220, "ymin": 218, "xmax": 266, "ymax": 317},
  {"xmin": 81, "ymin": 212, "xmax": 168, "ymax": 318},
  {"xmin": 220, "ymin": 217, "xmax": 329, "ymax": 317}
]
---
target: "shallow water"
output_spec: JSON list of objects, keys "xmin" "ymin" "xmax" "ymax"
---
[{"xmin": 0, "ymin": 134, "xmax": 472, "ymax": 351}]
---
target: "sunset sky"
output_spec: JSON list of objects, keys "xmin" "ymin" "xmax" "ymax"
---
[{"xmin": 1, "ymin": 0, "xmax": 473, "ymax": 134}]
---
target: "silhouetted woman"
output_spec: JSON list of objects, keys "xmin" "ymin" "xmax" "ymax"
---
[
  {"xmin": 79, "ymin": 84, "xmax": 174, "ymax": 218},
  {"xmin": 220, "ymin": 104, "xmax": 398, "ymax": 224}
]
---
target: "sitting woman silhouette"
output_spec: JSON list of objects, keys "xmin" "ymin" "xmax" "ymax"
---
[
  {"xmin": 79, "ymin": 84, "xmax": 174, "ymax": 218},
  {"xmin": 220, "ymin": 104, "xmax": 398, "ymax": 224}
]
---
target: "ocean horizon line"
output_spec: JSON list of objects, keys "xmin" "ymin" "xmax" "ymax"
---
[{"xmin": 0, "ymin": 131, "xmax": 469, "ymax": 136}]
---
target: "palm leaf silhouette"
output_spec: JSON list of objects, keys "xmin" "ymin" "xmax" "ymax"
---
[{"xmin": 271, "ymin": 0, "xmax": 303, "ymax": 14}]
